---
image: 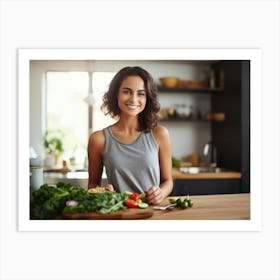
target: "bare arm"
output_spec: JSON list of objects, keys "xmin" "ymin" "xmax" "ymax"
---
[
  {"xmin": 87, "ymin": 130, "xmax": 105, "ymax": 189},
  {"xmin": 145, "ymin": 125, "xmax": 173, "ymax": 205}
]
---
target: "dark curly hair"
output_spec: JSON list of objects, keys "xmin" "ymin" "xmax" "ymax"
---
[{"xmin": 101, "ymin": 66, "xmax": 160, "ymax": 131}]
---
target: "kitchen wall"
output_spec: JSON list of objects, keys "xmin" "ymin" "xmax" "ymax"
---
[{"xmin": 30, "ymin": 60, "xmax": 212, "ymax": 161}]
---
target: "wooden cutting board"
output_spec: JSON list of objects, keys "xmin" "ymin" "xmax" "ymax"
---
[{"xmin": 62, "ymin": 207, "xmax": 154, "ymax": 220}]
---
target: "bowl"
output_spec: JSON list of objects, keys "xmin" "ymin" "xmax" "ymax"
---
[
  {"xmin": 187, "ymin": 80, "xmax": 206, "ymax": 88},
  {"xmin": 159, "ymin": 77, "xmax": 179, "ymax": 88}
]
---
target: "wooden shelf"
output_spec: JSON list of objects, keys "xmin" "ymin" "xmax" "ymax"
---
[
  {"xmin": 157, "ymin": 85, "xmax": 223, "ymax": 94},
  {"xmin": 159, "ymin": 118, "xmax": 224, "ymax": 123}
]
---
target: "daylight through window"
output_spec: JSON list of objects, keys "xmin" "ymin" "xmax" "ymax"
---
[{"xmin": 46, "ymin": 71, "xmax": 115, "ymax": 168}]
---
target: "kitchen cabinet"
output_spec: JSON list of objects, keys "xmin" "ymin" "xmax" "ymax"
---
[
  {"xmin": 171, "ymin": 178, "xmax": 241, "ymax": 196},
  {"xmin": 211, "ymin": 61, "xmax": 250, "ymax": 193}
]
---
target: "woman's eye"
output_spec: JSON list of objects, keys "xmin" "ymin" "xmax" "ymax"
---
[
  {"xmin": 122, "ymin": 89, "xmax": 130, "ymax": 94},
  {"xmin": 138, "ymin": 91, "xmax": 146, "ymax": 96}
]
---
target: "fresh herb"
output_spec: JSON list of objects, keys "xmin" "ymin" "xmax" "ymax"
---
[
  {"xmin": 30, "ymin": 182, "xmax": 129, "ymax": 219},
  {"xmin": 63, "ymin": 191, "xmax": 127, "ymax": 214}
]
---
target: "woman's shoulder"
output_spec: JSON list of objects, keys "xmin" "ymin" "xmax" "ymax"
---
[
  {"xmin": 88, "ymin": 129, "xmax": 106, "ymax": 147},
  {"xmin": 151, "ymin": 124, "xmax": 170, "ymax": 145},
  {"xmin": 152, "ymin": 124, "xmax": 169, "ymax": 137},
  {"xmin": 89, "ymin": 129, "xmax": 105, "ymax": 139}
]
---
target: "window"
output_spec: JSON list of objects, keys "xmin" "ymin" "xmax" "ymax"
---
[
  {"xmin": 91, "ymin": 72, "xmax": 116, "ymax": 132},
  {"xmin": 46, "ymin": 71, "xmax": 115, "ymax": 168}
]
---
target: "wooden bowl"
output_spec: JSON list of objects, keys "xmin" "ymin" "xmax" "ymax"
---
[
  {"xmin": 159, "ymin": 77, "xmax": 179, "ymax": 88},
  {"xmin": 187, "ymin": 80, "xmax": 206, "ymax": 88}
]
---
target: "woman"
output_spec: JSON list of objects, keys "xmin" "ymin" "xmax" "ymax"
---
[{"xmin": 88, "ymin": 66, "xmax": 173, "ymax": 205}]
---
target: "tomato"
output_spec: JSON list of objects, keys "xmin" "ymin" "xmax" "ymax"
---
[
  {"xmin": 125, "ymin": 199, "xmax": 139, "ymax": 208},
  {"xmin": 125, "ymin": 192, "xmax": 147, "ymax": 208},
  {"xmin": 129, "ymin": 193, "xmax": 140, "ymax": 201}
]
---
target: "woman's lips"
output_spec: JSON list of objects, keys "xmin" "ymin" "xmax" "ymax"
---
[{"xmin": 126, "ymin": 104, "xmax": 139, "ymax": 110}]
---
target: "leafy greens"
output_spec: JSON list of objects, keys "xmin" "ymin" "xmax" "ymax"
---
[{"xmin": 30, "ymin": 182, "xmax": 128, "ymax": 220}]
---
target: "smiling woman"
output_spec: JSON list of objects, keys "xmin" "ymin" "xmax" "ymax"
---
[{"xmin": 88, "ymin": 66, "xmax": 174, "ymax": 205}]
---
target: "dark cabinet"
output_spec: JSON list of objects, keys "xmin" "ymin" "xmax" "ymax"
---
[
  {"xmin": 211, "ymin": 61, "xmax": 250, "ymax": 193},
  {"xmin": 171, "ymin": 179, "xmax": 241, "ymax": 196}
]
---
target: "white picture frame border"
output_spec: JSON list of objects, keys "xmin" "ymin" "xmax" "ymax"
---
[{"xmin": 18, "ymin": 48, "xmax": 262, "ymax": 232}]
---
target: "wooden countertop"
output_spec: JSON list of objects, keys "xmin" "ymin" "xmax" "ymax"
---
[
  {"xmin": 149, "ymin": 193, "xmax": 250, "ymax": 220},
  {"xmin": 172, "ymin": 167, "xmax": 242, "ymax": 179},
  {"xmin": 54, "ymin": 193, "xmax": 250, "ymax": 221}
]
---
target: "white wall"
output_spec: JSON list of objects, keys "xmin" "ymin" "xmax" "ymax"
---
[{"xmin": 30, "ymin": 60, "xmax": 212, "ymax": 160}]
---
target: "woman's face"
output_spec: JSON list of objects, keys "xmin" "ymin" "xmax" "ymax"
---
[{"xmin": 117, "ymin": 75, "xmax": 147, "ymax": 117}]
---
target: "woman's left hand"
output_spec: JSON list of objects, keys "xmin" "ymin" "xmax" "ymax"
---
[{"xmin": 145, "ymin": 186, "xmax": 163, "ymax": 205}]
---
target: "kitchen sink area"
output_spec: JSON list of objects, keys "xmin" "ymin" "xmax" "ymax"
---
[
  {"xmin": 172, "ymin": 165, "xmax": 241, "ymax": 182},
  {"xmin": 179, "ymin": 166, "xmax": 232, "ymax": 174},
  {"xmin": 172, "ymin": 166, "xmax": 242, "ymax": 196}
]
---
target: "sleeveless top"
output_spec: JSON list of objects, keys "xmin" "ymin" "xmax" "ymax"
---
[{"xmin": 102, "ymin": 126, "xmax": 160, "ymax": 193}]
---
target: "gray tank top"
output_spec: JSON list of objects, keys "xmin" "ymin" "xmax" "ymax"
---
[{"xmin": 103, "ymin": 126, "xmax": 160, "ymax": 193}]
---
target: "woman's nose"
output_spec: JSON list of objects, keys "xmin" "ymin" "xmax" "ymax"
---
[{"xmin": 129, "ymin": 92, "xmax": 138, "ymax": 101}]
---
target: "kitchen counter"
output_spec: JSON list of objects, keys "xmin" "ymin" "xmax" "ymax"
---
[
  {"xmin": 172, "ymin": 167, "xmax": 242, "ymax": 180},
  {"xmin": 149, "ymin": 193, "xmax": 250, "ymax": 220},
  {"xmin": 44, "ymin": 168, "xmax": 241, "ymax": 187},
  {"xmin": 54, "ymin": 193, "xmax": 250, "ymax": 220}
]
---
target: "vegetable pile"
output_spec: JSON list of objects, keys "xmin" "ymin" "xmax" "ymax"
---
[
  {"xmin": 124, "ymin": 192, "xmax": 148, "ymax": 209},
  {"xmin": 30, "ymin": 182, "xmax": 129, "ymax": 219},
  {"xmin": 169, "ymin": 196, "xmax": 194, "ymax": 209},
  {"xmin": 30, "ymin": 182, "xmax": 194, "ymax": 220}
]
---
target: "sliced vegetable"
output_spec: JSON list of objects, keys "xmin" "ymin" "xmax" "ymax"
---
[
  {"xmin": 124, "ymin": 191, "xmax": 133, "ymax": 196},
  {"xmin": 138, "ymin": 202, "xmax": 149, "ymax": 209},
  {"xmin": 169, "ymin": 198, "xmax": 177, "ymax": 204},
  {"xmin": 129, "ymin": 192, "xmax": 140, "ymax": 201},
  {"xmin": 139, "ymin": 193, "xmax": 147, "ymax": 203},
  {"xmin": 124, "ymin": 192, "xmax": 148, "ymax": 208},
  {"xmin": 66, "ymin": 200, "xmax": 79, "ymax": 207},
  {"xmin": 124, "ymin": 199, "xmax": 139, "ymax": 208}
]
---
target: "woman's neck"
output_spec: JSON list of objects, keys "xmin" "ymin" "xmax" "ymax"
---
[{"xmin": 114, "ymin": 116, "xmax": 140, "ymax": 133}]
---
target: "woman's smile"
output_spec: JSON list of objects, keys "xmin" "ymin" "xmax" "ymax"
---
[{"xmin": 125, "ymin": 103, "xmax": 140, "ymax": 110}]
